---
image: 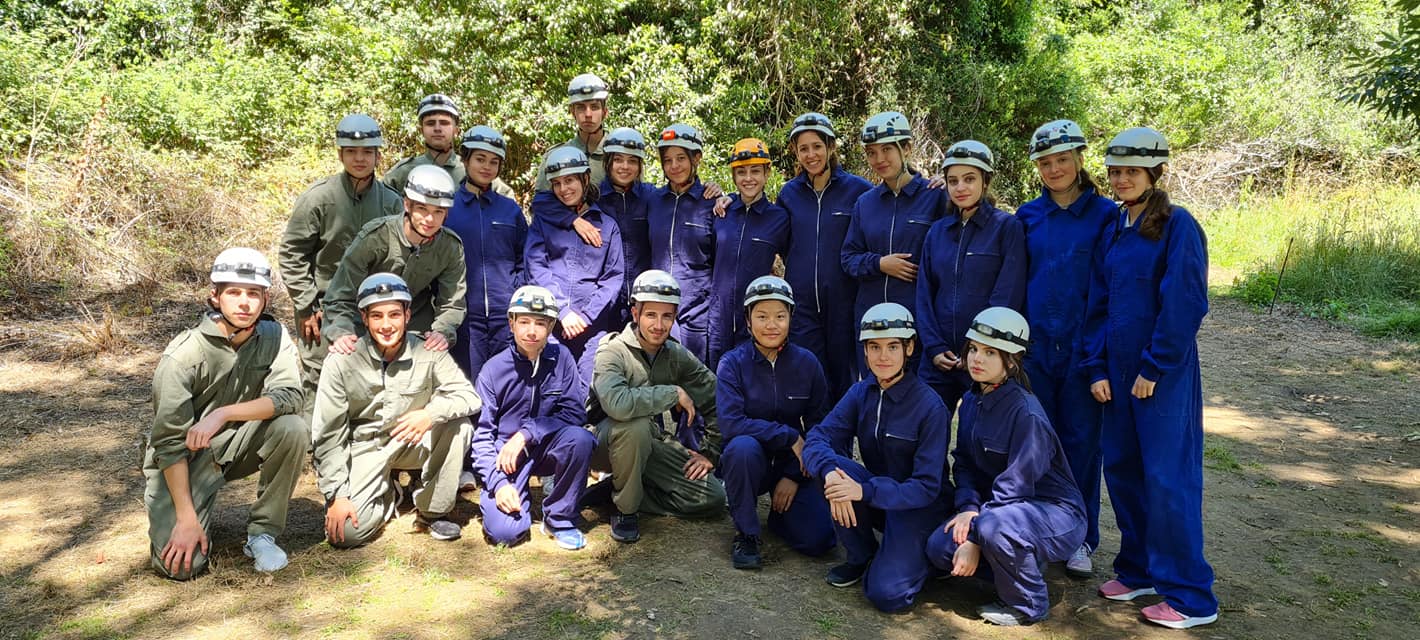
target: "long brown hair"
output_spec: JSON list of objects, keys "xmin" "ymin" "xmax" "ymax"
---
[{"xmin": 1135, "ymin": 166, "xmax": 1172, "ymax": 241}]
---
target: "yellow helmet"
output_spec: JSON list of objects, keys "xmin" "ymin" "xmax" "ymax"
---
[{"xmin": 728, "ymin": 138, "xmax": 771, "ymax": 168}]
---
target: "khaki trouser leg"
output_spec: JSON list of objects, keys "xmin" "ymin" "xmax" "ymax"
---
[
  {"xmin": 595, "ymin": 416, "xmax": 725, "ymax": 518},
  {"xmin": 145, "ymin": 448, "xmax": 225, "ymax": 580},
  {"xmin": 296, "ymin": 329, "xmax": 328, "ymax": 423},
  {"xmin": 215, "ymin": 414, "xmax": 308, "ymax": 538},
  {"xmin": 390, "ymin": 416, "xmax": 472, "ymax": 517}
]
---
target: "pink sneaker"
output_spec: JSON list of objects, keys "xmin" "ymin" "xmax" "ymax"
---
[
  {"xmin": 1098, "ymin": 579, "xmax": 1158, "ymax": 601},
  {"xmin": 1142, "ymin": 601, "xmax": 1218, "ymax": 629}
]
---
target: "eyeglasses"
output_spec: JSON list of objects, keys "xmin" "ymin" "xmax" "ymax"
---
[
  {"xmin": 945, "ymin": 146, "xmax": 992, "ymax": 163},
  {"xmin": 1030, "ymin": 133, "xmax": 1086, "ymax": 153},
  {"xmin": 1105, "ymin": 145, "xmax": 1168, "ymax": 158},
  {"xmin": 213, "ymin": 263, "xmax": 271, "ymax": 278},
  {"xmin": 569, "ymin": 84, "xmax": 608, "ymax": 97},
  {"xmin": 970, "ymin": 321, "xmax": 1029, "ymax": 348},
  {"xmin": 860, "ymin": 125, "xmax": 909, "ymax": 143},
  {"xmin": 461, "ymin": 133, "xmax": 505, "ymax": 149},
  {"xmin": 336, "ymin": 129, "xmax": 382, "ymax": 140},
  {"xmin": 633, "ymin": 283, "xmax": 681, "ymax": 297},
  {"xmin": 358, "ymin": 282, "xmax": 410, "ymax": 299},
  {"xmin": 660, "ymin": 130, "xmax": 703, "ymax": 146},
  {"xmin": 728, "ymin": 148, "xmax": 771, "ymax": 163},
  {"xmin": 860, "ymin": 318, "xmax": 914, "ymax": 331}
]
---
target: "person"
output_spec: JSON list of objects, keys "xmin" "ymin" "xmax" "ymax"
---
[
  {"xmin": 646, "ymin": 123, "xmax": 718, "ymax": 363},
  {"xmin": 925, "ymin": 307, "xmax": 1087, "ymax": 626},
  {"xmin": 279, "ymin": 114, "xmax": 403, "ymax": 418},
  {"xmin": 1015, "ymin": 119, "xmax": 1118, "ymax": 577},
  {"xmin": 801, "ymin": 303, "xmax": 951, "ymax": 613},
  {"xmin": 385, "ymin": 93, "xmax": 516, "ymax": 200},
  {"xmin": 706, "ymin": 138, "xmax": 790, "ymax": 370},
  {"xmin": 841, "ymin": 111, "xmax": 943, "ymax": 379},
  {"xmin": 535, "ymin": 73, "xmax": 613, "ymax": 192},
  {"xmin": 778, "ymin": 112, "xmax": 874, "ymax": 397},
  {"xmin": 144, "ymin": 248, "xmax": 306, "ymax": 579},
  {"xmin": 1082, "ymin": 127, "xmax": 1218, "ymax": 629},
  {"xmin": 598, "ymin": 127, "xmax": 656, "ymax": 318},
  {"xmin": 589, "ymin": 270, "xmax": 726, "ymax": 543},
  {"xmin": 526, "ymin": 146, "xmax": 626, "ymax": 386},
  {"xmin": 322, "ymin": 165, "xmax": 468, "ymax": 357},
  {"xmin": 716, "ymin": 276, "xmax": 835, "ymax": 570},
  {"xmin": 313, "ymin": 273, "xmax": 479, "ymax": 547},
  {"xmin": 471, "ymin": 286, "xmax": 598, "ymax": 550},
  {"xmin": 915, "ymin": 140, "xmax": 1026, "ymax": 426}
]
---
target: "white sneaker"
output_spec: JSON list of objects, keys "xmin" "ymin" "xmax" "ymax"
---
[
  {"xmin": 1066, "ymin": 544, "xmax": 1093, "ymax": 578},
  {"xmin": 459, "ymin": 470, "xmax": 478, "ymax": 491},
  {"xmin": 244, "ymin": 533, "xmax": 289, "ymax": 573}
]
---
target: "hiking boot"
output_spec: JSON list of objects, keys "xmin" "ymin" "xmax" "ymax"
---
[
  {"xmin": 417, "ymin": 514, "xmax": 462, "ymax": 541},
  {"xmin": 540, "ymin": 523, "xmax": 587, "ymax": 551},
  {"xmin": 243, "ymin": 534, "xmax": 289, "ymax": 573},
  {"xmin": 610, "ymin": 511, "xmax": 640, "ymax": 543},
  {"xmin": 458, "ymin": 470, "xmax": 479, "ymax": 492},
  {"xmin": 1141, "ymin": 601, "xmax": 1218, "ymax": 629},
  {"xmin": 1098, "ymin": 579, "xmax": 1157, "ymax": 601},
  {"xmin": 731, "ymin": 533, "xmax": 762, "ymax": 570},
  {"xmin": 1066, "ymin": 544, "xmax": 1094, "ymax": 578},
  {"xmin": 825, "ymin": 561, "xmax": 868, "ymax": 587},
  {"xmin": 978, "ymin": 601, "xmax": 1037, "ymax": 626}
]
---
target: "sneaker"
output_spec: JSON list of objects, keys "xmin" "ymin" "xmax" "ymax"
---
[
  {"xmin": 610, "ymin": 511, "xmax": 640, "ymax": 543},
  {"xmin": 825, "ymin": 562, "xmax": 868, "ymax": 588},
  {"xmin": 1098, "ymin": 579, "xmax": 1158, "ymax": 601},
  {"xmin": 1141, "ymin": 601, "xmax": 1218, "ymax": 629},
  {"xmin": 459, "ymin": 470, "xmax": 479, "ymax": 492},
  {"xmin": 731, "ymin": 533, "xmax": 762, "ymax": 570},
  {"xmin": 540, "ymin": 523, "xmax": 587, "ymax": 551},
  {"xmin": 978, "ymin": 601, "xmax": 1036, "ymax": 626},
  {"xmin": 1066, "ymin": 544, "xmax": 1094, "ymax": 578},
  {"xmin": 243, "ymin": 534, "xmax": 289, "ymax": 573},
  {"xmin": 417, "ymin": 514, "xmax": 462, "ymax": 541}
]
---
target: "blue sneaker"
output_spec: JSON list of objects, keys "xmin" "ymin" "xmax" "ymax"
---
[{"xmin": 540, "ymin": 523, "xmax": 586, "ymax": 550}]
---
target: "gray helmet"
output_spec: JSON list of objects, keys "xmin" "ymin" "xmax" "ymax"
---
[
  {"xmin": 404, "ymin": 165, "xmax": 456, "ymax": 207},
  {"xmin": 789, "ymin": 112, "xmax": 836, "ymax": 145},
  {"xmin": 630, "ymin": 270, "xmax": 681, "ymax": 306},
  {"xmin": 860, "ymin": 111, "xmax": 911, "ymax": 146},
  {"xmin": 210, "ymin": 247, "xmax": 272, "ymax": 288},
  {"xmin": 567, "ymin": 73, "xmax": 609, "ymax": 104},
  {"xmin": 1104, "ymin": 127, "xmax": 1169, "ymax": 168},
  {"xmin": 357, "ymin": 273, "xmax": 412, "ymax": 310},
  {"xmin": 858, "ymin": 303, "xmax": 916, "ymax": 341},
  {"xmin": 417, "ymin": 94, "xmax": 460, "ymax": 122},
  {"xmin": 508, "ymin": 285, "xmax": 560, "ymax": 320},
  {"xmin": 544, "ymin": 146, "xmax": 591, "ymax": 181},
  {"xmin": 335, "ymin": 113, "xmax": 384, "ymax": 148},
  {"xmin": 461, "ymin": 125, "xmax": 507, "ymax": 160},
  {"xmin": 1029, "ymin": 119, "xmax": 1087, "ymax": 161},
  {"xmin": 744, "ymin": 275, "xmax": 794, "ymax": 311},
  {"xmin": 604, "ymin": 127, "xmax": 648, "ymax": 160},
  {"xmin": 941, "ymin": 140, "xmax": 995, "ymax": 175},
  {"xmin": 965, "ymin": 306, "xmax": 1030, "ymax": 354},
  {"xmin": 657, "ymin": 123, "xmax": 704, "ymax": 154}
]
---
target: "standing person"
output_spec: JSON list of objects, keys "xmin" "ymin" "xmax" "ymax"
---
[
  {"xmin": 1082, "ymin": 127, "xmax": 1217, "ymax": 629},
  {"xmin": 526, "ymin": 147, "xmax": 625, "ymax": 386},
  {"xmin": 534, "ymin": 73, "xmax": 613, "ymax": 191},
  {"xmin": 323, "ymin": 165, "xmax": 467, "ymax": 357},
  {"xmin": 716, "ymin": 276, "xmax": 835, "ymax": 570},
  {"xmin": 279, "ymin": 114, "xmax": 403, "ymax": 418},
  {"xmin": 313, "ymin": 273, "xmax": 479, "ymax": 547},
  {"xmin": 778, "ymin": 112, "xmax": 873, "ymax": 397},
  {"xmin": 385, "ymin": 94, "xmax": 516, "ymax": 199},
  {"xmin": 915, "ymin": 140, "xmax": 1026, "ymax": 426},
  {"xmin": 841, "ymin": 111, "xmax": 943, "ymax": 379},
  {"xmin": 589, "ymin": 270, "xmax": 726, "ymax": 543},
  {"xmin": 802, "ymin": 303, "xmax": 951, "ymax": 613},
  {"xmin": 925, "ymin": 307, "xmax": 1087, "ymax": 626},
  {"xmin": 1016, "ymin": 119, "xmax": 1117, "ymax": 577},
  {"xmin": 471, "ymin": 286, "xmax": 598, "ymax": 550},
  {"xmin": 706, "ymin": 138, "xmax": 790, "ymax": 370},
  {"xmin": 599, "ymin": 127, "xmax": 656, "ymax": 317},
  {"xmin": 144, "ymin": 249, "xmax": 307, "ymax": 579},
  {"xmin": 647, "ymin": 123, "xmax": 718, "ymax": 363}
]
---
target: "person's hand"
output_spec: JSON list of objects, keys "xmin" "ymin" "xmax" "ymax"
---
[
  {"xmin": 495, "ymin": 485, "xmax": 522, "ymax": 514},
  {"xmin": 299, "ymin": 310, "xmax": 322, "ymax": 343},
  {"xmin": 711, "ymin": 195, "xmax": 732, "ymax": 217},
  {"xmin": 390, "ymin": 409, "xmax": 433, "ymax": 444},
  {"xmin": 933, "ymin": 351, "xmax": 960, "ymax": 372},
  {"xmin": 926, "ymin": 175, "xmax": 946, "ymax": 190},
  {"xmin": 330, "ymin": 334, "xmax": 359, "ymax": 355},
  {"xmin": 1090, "ymin": 379, "xmax": 1112, "ymax": 403},
  {"xmin": 703, "ymin": 182, "xmax": 725, "ymax": 199},
  {"xmin": 561, "ymin": 311, "xmax": 589, "ymax": 339},
  {"xmin": 185, "ymin": 410, "xmax": 227, "ymax": 451},
  {"xmin": 161, "ymin": 517, "xmax": 208, "ymax": 576},
  {"xmin": 824, "ymin": 467, "xmax": 863, "ymax": 502},
  {"xmin": 879, "ymin": 253, "xmax": 918, "ymax": 281},
  {"xmin": 497, "ymin": 432, "xmax": 527, "ymax": 475},
  {"xmin": 683, "ymin": 451, "xmax": 714, "ymax": 481},
  {"xmin": 944, "ymin": 510, "xmax": 979, "ymax": 545},
  {"xmin": 573, "ymin": 217, "xmax": 603, "ymax": 247},
  {"xmin": 673, "ymin": 385, "xmax": 697, "ymax": 425},
  {"xmin": 791, "ymin": 436, "xmax": 806, "ymax": 476},
  {"xmin": 324, "ymin": 497, "xmax": 358, "ymax": 544},
  {"xmin": 771, "ymin": 477, "xmax": 799, "ymax": 513},
  {"xmin": 1131, "ymin": 375, "xmax": 1157, "ymax": 399},
  {"xmin": 422, "ymin": 332, "xmax": 449, "ymax": 352},
  {"xmin": 952, "ymin": 540, "xmax": 981, "ymax": 576}
]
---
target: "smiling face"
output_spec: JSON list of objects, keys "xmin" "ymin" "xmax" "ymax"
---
[
  {"xmin": 659, "ymin": 147, "xmax": 698, "ymax": 187},
  {"xmin": 608, "ymin": 153, "xmax": 642, "ymax": 188},
  {"xmin": 732, "ymin": 164, "xmax": 768, "ymax": 202},
  {"xmin": 747, "ymin": 300, "xmax": 790, "ymax": 350},
  {"xmin": 632, "ymin": 301, "xmax": 677, "ymax": 348},
  {"xmin": 211, "ymin": 284, "xmax": 266, "ymax": 329},
  {"xmin": 945, "ymin": 165, "xmax": 985, "ymax": 209},
  {"xmin": 463, "ymin": 150, "xmax": 502, "ymax": 189},
  {"xmin": 420, "ymin": 113, "xmax": 458, "ymax": 152},
  {"xmin": 509, "ymin": 313, "xmax": 553, "ymax": 357},
  {"xmin": 571, "ymin": 100, "xmax": 608, "ymax": 136},
  {"xmin": 1107, "ymin": 165, "xmax": 1154, "ymax": 202},
  {"xmin": 863, "ymin": 337, "xmax": 911, "ymax": 382},
  {"xmin": 965, "ymin": 339, "xmax": 1008, "ymax": 385},
  {"xmin": 1035, "ymin": 149, "xmax": 1081, "ymax": 193},
  {"xmin": 551, "ymin": 173, "xmax": 586, "ymax": 207},
  {"xmin": 864, "ymin": 142, "xmax": 905, "ymax": 181},
  {"xmin": 793, "ymin": 131, "xmax": 832, "ymax": 176},
  {"xmin": 338, "ymin": 147, "xmax": 380, "ymax": 180},
  {"xmin": 404, "ymin": 199, "xmax": 449, "ymax": 240},
  {"xmin": 361, "ymin": 300, "xmax": 409, "ymax": 351}
]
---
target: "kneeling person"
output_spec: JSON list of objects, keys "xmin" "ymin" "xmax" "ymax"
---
[
  {"xmin": 144, "ymin": 248, "xmax": 307, "ymax": 579},
  {"xmin": 472, "ymin": 286, "xmax": 597, "ymax": 550},
  {"xmin": 314, "ymin": 273, "xmax": 480, "ymax": 547}
]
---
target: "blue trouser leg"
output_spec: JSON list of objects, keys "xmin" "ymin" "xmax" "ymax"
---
[
  {"xmin": 1026, "ymin": 358, "xmax": 1103, "ymax": 550},
  {"xmin": 720, "ymin": 436, "xmax": 769, "ymax": 536},
  {"xmin": 766, "ymin": 470, "xmax": 836, "ymax": 557},
  {"xmin": 979, "ymin": 502, "xmax": 1085, "ymax": 620},
  {"xmin": 1101, "ymin": 366, "xmax": 1151, "ymax": 589},
  {"xmin": 481, "ymin": 446, "xmax": 537, "ymax": 545},
  {"xmin": 827, "ymin": 456, "xmax": 943, "ymax": 612},
  {"xmin": 823, "ymin": 299, "xmax": 860, "ymax": 395},
  {"xmin": 722, "ymin": 436, "xmax": 835, "ymax": 555},
  {"xmin": 531, "ymin": 425, "xmax": 598, "ymax": 531}
]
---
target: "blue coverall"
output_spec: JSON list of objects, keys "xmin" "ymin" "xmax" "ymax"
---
[
  {"xmin": 802, "ymin": 371, "xmax": 952, "ymax": 612},
  {"xmin": 472, "ymin": 343, "xmax": 597, "ymax": 543},
  {"xmin": 444, "ymin": 182, "xmax": 527, "ymax": 380},
  {"xmin": 1080, "ymin": 205, "xmax": 1218, "ymax": 618},
  {"xmin": 779, "ymin": 167, "xmax": 873, "ymax": 396},
  {"xmin": 647, "ymin": 179, "xmax": 717, "ymax": 363},
  {"xmin": 716, "ymin": 341, "xmax": 835, "ymax": 556},
  {"xmin": 915, "ymin": 202, "xmax": 1026, "ymax": 421},
  {"xmin": 707, "ymin": 194, "xmax": 790, "ymax": 370},
  {"xmin": 925, "ymin": 381, "xmax": 1087, "ymax": 622},
  {"xmin": 1016, "ymin": 186, "xmax": 1116, "ymax": 552},
  {"xmin": 598, "ymin": 178, "xmax": 655, "ymax": 321}
]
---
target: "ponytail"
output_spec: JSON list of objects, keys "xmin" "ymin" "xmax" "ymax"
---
[{"xmin": 1136, "ymin": 166, "xmax": 1172, "ymax": 241}]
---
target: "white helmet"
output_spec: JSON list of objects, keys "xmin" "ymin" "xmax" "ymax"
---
[
  {"xmin": 210, "ymin": 247, "xmax": 272, "ymax": 288},
  {"xmin": 789, "ymin": 112, "xmax": 836, "ymax": 144},
  {"xmin": 357, "ymin": 273, "xmax": 412, "ymax": 310},
  {"xmin": 1104, "ymin": 127, "xmax": 1169, "ymax": 168},
  {"xmin": 567, "ymin": 73, "xmax": 609, "ymax": 104},
  {"xmin": 743, "ymin": 275, "xmax": 794, "ymax": 311},
  {"xmin": 417, "ymin": 93, "xmax": 460, "ymax": 122},
  {"xmin": 604, "ymin": 127, "xmax": 648, "ymax": 160},
  {"xmin": 860, "ymin": 111, "xmax": 911, "ymax": 146},
  {"xmin": 544, "ymin": 146, "xmax": 591, "ymax": 180},
  {"xmin": 630, "ymin": 270, "xmax": 681, "ymax": 306},
  {"xmin": 657, "ymin": 123, "xmax": 703, "ymax": 154},
  {"xmin": 508, "ymin": 285, "xmax": 560, "ymax": 320},
  {"xmin": 859, "ymin": 303, "xmax": 916, "ymax": 341},
  {"xmin": 1028, "ymin": 119, "xmax": 1087, "ymax": 160},
  {"xmin": 460, "ymin": 125, "xmax": 507, "ymax": 160},
  {"xmin": 942, "ymin": 139, "xmax": 995, "ymax": 174},
  {"xmin": 404, "ymin": 165, "xmax": 456, "ymax": 207},
  {"xmin": 965, "ymin": 307, "xmax": 1030, "ymax": 354},
  {"xmin": 335, "ymin": 113, "xmax": 383, "ymax": 148}
]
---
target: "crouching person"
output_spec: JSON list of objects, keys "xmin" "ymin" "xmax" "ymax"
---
[
  {"xmin": 472, "ymin": 286, "xmax": 597, "ymax": 550},
  {"xmin": 144, "ymin": 248, "xmax": 307, "ymax": 579},
  {"xmin": 313, "ymin": 273, "xmax": 479, "ymax": 547}
]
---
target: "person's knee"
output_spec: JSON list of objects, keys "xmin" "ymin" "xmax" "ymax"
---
[
  {"xmin": 268, "ymin": 414, "xmax": 309, "ymax": 449},
  {"xmin": 330, "ymin": 515, "xmax": 383, "ymax": 549},
  {"xmin": 483, "ymin": 515, "xmax": 532, "ymax": 546},
  {"xmin": 925, "ymin": 526, "xmax": 956, "ymax": 570},
  {"xmin": 863, "ymin": 575, "xmax": 915, "ymax": 613},
  {"xmin": 973, "ymin": 510, "xmax": 1012, "ymax": 555},
  {"xmin": 609, "ymin": 417, "xmax": 654, "ymax": 453},
  {"xmin": 566, "ymin": 427, "xmax": 597, "ymax": 457},
  {"xmin": 719, "ymin": 437, "xmax": 764, "ymax": 471},
  {"xmin": 151, "ymin": 548, "xmax": 208, "ymax": 581}
]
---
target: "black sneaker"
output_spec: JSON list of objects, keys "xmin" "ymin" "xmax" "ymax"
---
[
  {"xmin": 417, "ymin": 514, "xmax": 462, "ymax": 541},
  {"xmin": 732, "ymin": 533, "xmax": 762, "ymax": 570},
  {"xmin": 610, "ymin": 511, "xmax": 640, "ymax": 543},
  {"xmin": 826, "ymin": 561, "xmax": 868, "ymax": 587}
]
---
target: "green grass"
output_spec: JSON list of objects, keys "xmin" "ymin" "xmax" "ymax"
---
[{"xmin": 1203, "ymin": 435, "xmax": 1243, "ymax": 472}]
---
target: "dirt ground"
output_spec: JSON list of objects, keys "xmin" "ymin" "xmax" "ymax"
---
[{"xmin": 0, "ymin": 289, "xmax": 1416, "ymax": 640}]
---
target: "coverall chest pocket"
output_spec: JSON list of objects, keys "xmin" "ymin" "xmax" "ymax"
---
[
  {"xmin": 749, "ymin": 237, "xmax": 778, "ymax": 262},
  {"xmin": 880, "ymin": 420, "xmax": 921, "ymax": 463},
  {"xmin": 962, "ymin": 251, "xmax": 1004, "ymax": 296},
  {"xmin": 487, "ymin": 220, "xmax": 518, "ymax": 259},
  {"xmin": 393, "ymin": 364, "xmax": 433, "ymax": 415},
  {"xmin": 682, "ymin": 221, "xmax": 712, "ymax": 255},
  {"xmin": 975, "ymin": 433, "xmax": 1011, "ymax": 474},
  {"xmin": 905, "ymin": 218, "xmax": 935, "ymax": 245},
  {"xmin": 235, "ymin": 363, "xmax": 271, "ymax": 398}
]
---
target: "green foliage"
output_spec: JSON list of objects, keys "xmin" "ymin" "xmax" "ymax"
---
[{"xmin": 1342, "ymin": 0, "xmax": 1420, "ymax": 127}]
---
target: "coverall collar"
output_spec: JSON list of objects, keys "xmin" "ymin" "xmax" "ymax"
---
[
  {"xmin": 976, "ymin": 378, "xmax": 1024, "ymax": 411},
  {"xmin": 1038, "ymin": 185, "xmax": 1099, "ymax": 218},
  {"xmin": 359, "ymin": 333, "xmax": 414, "ymax": 364},
  {"xmin": 872, "ymin": 368, "xmax": 920, "ymax": 402}
]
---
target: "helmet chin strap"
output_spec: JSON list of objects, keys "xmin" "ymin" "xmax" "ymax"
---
[
  {"xmin": 213, "ymin": 296, "xmax": 264, "ymax": 343},
  {"xmin": 1122, "ymin": 188, "xmax": 1154, "ymax": 208}
]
